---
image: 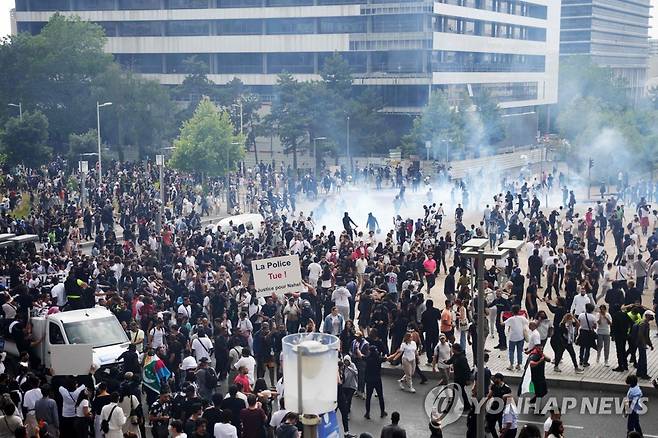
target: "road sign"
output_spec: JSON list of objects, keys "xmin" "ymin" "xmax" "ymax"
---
[{"xmin": 251, "ymin": 255, "xmax": 303, "ymax": 297}]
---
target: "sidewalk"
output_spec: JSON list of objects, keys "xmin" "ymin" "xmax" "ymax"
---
[{"xmin": 384, "ymin": 329, "xmax": 658, "ymax": 391}]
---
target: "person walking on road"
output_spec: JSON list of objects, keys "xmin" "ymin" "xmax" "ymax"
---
[{"xmin": 624, "ymin": 374, "xmax": 644, "ymax": 436}]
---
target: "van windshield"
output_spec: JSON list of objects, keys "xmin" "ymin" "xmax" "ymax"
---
[{"xmin": 63, "ymin": 317, "xmax": 128, "ymax": 348}]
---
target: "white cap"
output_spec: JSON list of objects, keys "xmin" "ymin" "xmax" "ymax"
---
[
  {"xmin": 180, "ymin": 356, "xmax": 198, "ymax": 370},
  {"xmin": 645, "ymin": 311, "xmax": 655, "ymax": 318}
]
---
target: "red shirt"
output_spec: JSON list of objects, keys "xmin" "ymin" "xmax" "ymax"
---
[
  {"xmin": 233, "ymin": 373, "xmax": 251, "ymax": 393},
  {"xmin": 423, "ymin": 258, "xmax": 437, "ymax": 276}
]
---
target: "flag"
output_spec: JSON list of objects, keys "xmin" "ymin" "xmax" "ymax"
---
[
  {"xmin": 519, "ymin": 363, "xmax": 535, "ymax": 396},
  {"xmin": 142, "ymin": 357, "xmax": 172, "ymax": 394}
]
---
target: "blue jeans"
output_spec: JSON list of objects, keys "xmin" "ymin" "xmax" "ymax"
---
[{"xmin": 508, "ymin": 340, "xmax": 524, "ymax": 366}]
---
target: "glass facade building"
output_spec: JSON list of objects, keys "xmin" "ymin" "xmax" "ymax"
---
[
  {"xmin": 14, "ymin": 0, "xmax": 560, "ymax": 142},
  {"xmin": 560, "ymin": 0, "xmax": 650, "ymax": 101}
]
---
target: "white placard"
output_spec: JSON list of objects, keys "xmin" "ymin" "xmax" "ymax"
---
[{"xmin": 251, "ymin": 255, "xmax": 303, "ymax": 298}]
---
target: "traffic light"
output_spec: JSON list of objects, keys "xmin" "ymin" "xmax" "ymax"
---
[{"xmin": 589, "ymin": 158, "xmax": 594, "ymax": 169}]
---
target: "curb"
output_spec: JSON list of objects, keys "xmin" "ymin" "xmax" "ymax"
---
[{"xmin": 381, "ymin": 364, "xmax": 650, "ymax": 393}]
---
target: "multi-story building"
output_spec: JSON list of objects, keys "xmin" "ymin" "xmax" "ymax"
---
[
  {"xmin": 560, "ymin": 0, "xmax": 651, "ymax": 101},
  {"xmin": 648, "ymin": 38, "xmax": 658, "ymax": 89},
  {"xmin": 13, "ymin": 0, "xmax": 560, "ymax": 146}
]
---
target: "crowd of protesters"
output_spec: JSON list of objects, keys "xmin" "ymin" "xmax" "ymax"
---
[{"xmin": 0, "ymin": 157, "xmax": 656, "ymax": 438}]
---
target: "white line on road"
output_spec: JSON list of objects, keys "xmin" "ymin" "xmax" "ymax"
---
[{"xmin": 517, "ymin": 420, "xmax": 584, "ymax": 430}]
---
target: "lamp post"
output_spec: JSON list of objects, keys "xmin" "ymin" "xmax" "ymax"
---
[
  {"xmin": 313, "ymin": 137, "xmax": 327, "ymax": 180},
  {"xmin": 78, "ymin": 161, "xmax": 88, "ymax": 209},
  {"xmin": 155, "ymin": 154, "xmax": 165, "ymax": 260},
  {"xmin": 460, "ymin": 238, "xmax": 524, "ymax": 438},
  {"xmin": 425, "ymin": 140, "xmax": 432, "ymax": 161},
  {"xmin": 282, "ymin": 333, "xmax": 339, "ymax": 438},
  {"xmin": 346, "ymin": 115, "xmax": 351, "ymax": 174},
  {"xmin": 7, "ymin": 103, "xmax": 22, "ymax": 120},
  {"xmin": 96, "ymin": 101, "xmax": 112, "ymax": 187}
]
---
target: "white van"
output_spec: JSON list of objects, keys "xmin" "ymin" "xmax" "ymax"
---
[
  {"xmin": 213, "ymin": 213, "xmax": 265, "ymax": 237},
  {"xmin": 2, "ymin": 307, "xmax": 129, "ymax": 376}
]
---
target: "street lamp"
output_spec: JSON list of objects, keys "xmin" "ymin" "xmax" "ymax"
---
[
  {"xmin": 7, "ymin": 103, "xmax": 22, "ymax": 120},
  {"xmin": 346, "ymin": 115, "xmax": 351, "ymax": 174},
  {"xmin": 313, "ymin": 137, "xmax": 327, "ymax": 180},
  {"xmin": 282, "ymin": 332, "xmax": 339, "ymax": 437},
  {"xmin": 460, "ymin": 238, "xmax": 524, "ymax": 438},
  {"xmin": 78, "ymin": 161, "xmax": 88, "ymax": 209},
  {"xmin": 96, "ymin": 101, "xmax": 112, "ymax": 187}
]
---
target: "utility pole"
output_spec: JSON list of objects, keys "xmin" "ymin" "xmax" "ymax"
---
[
  {"xmin": 156, "ymin": 154, "xmax": 165, "ymax": 262},
  {"xmin": 346, "ymin": 115, "xmax": 351, "ymax": 174}
]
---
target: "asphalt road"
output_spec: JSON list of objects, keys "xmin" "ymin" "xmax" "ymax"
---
[{"xmin": 345, "ymin": 374, "xmax": 658, "ymax": 438}]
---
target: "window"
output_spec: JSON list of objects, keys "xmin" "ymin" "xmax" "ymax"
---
[
  {"xmin": 266, "ymin": 19, "xmax": 315, "ymax": 35},
  {"xmin": 562, "ymin": 5, "xmax": 592, "ymax": 16},
  {"xmin": 166, "ymin": 20, "xmax": 210, "ymax": 36},
  {"xmin": 432, "ymin": 50, "xmax": 545, "ymax": 72},
  {"xmin": 216, "ymin": 19, "xmax": 262, "ymax": 35},
  {"xmin": 373, "ymin": 14, "xmax": 424, "ymax": 33},
  {"xmin": 267, "ymin": 0, "xmax": 314, "ymax": 5},
  {"xmin": 318, "ymin": 17, "xmax": 367, "ymax": 34},
  {"xmin": 30, "ymin": 0, "xmax": 69, "ymax": 11},
  {"xmin": 560, "ymin": 42, "xmax": 591, "ymax": 53},
  {"xmin": 118, "ymin": 21, "xmax": 162, "ymax": 37},
  {"xmin": 560, "ymin": 30, "xmax": 590, "ymax": 41},
  {"xmin": 166, "ymin": 0, "xmax": 209, "ymax": 8},
  {"xmin": 96, "ymin": 22, "xmax": 118, "ymax": 37},
  {"xmin": 318, "ymin": 52, "xmax": 367, "ymax": 73},
  {"xmin": 17, "ymin": 22, "xmax": 47, "ymax": 35},
  {"xmin": 371, "ymin": 50, "xmax": 425, "ymax": 73},
  {"xmin": 116, "ymin": 54, "xmax": 163, "ymax": 73},
  {"xmin": 166, "ymin": 54, "xmax": 211, "ymax": 73},
  {"xmin": 267, "ymin": 53, "xmax": 315, "ymax": 73},
  {"xmin": 119, "ymin": 0, "xmax": 161, "ymax": 9},
  {"xmin": 219, "ymin": 0, "xmax": 262, "ymax": 6},
  {"xmin": 217, "ymin": 53, "xmax": 264, "ymax": 74},
  {"xmin": 49, "ymin": 323, "xmax": 65, "ymax": 345},
  {"xmin": 75, "ymin": 0, "xmax": 116, "ymax": 9},
  {"xmin": 63, "ymin": 317, "xmax": 129, "ymax": 348}
]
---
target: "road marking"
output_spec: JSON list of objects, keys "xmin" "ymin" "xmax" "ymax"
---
[{"xmin": 517, "ymin": 419, "xmax": 584, "ymax": 430}]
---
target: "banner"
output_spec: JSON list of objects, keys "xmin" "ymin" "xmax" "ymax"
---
[{"xmin": 251, "ymin": 255, "xmax": 303, "ymax": 298}]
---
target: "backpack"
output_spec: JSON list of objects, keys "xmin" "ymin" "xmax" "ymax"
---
[{"xmin": 205, "ymin": 367, "xmax": 218, "ymax": 389}]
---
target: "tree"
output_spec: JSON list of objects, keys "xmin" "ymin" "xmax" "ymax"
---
[
  {"xmin": 0, "ymin": 14, "xmax": 113, "ymax": 152},
  {"xmin": 269, "ymin": 74, "xmax": 309, "ymax": 170},
  {"xmin": 170, "ymin": 98, "xmax": 244, "ymax": 177},
  {"xmin": 68, "ymin": 129, "xmax": 97, "ymax": 160},
  {"xmin": 472, "ymin": 89, "xmax": 505, "ymax": 146},
  {"xmin": 1, "ymin": 112, "xmax": 51, "ymax": 167},
  {"xmin": 172, "ymin": 56, "xmax": 218, "ymax": 124}
]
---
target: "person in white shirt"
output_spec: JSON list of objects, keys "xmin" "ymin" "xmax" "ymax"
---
[
  {"xmin": 50, "ymin": 281, "xmax": 66, "ymax": 307},
  {"xmin": 177, "ymin": 296, "xmax": 193, "ymax": 320},
  {"xmin": 355, "ymin": 254, "xmax": 368, "ymax": 291},
  {"xmin": 307, "ymin": 259, "xmax": 322, "ymax": 287},
  {"xmin": 526, "ymin": 321, "xmax": 541, "ymax": 352},
  {"xmin": 500, "ymin": 394, "xmax": 518, "ymax": 437},
  {"xmin": 59, "ymin": 381, "xmax": 86, "ymax": 435},
  {"xmin": 191, "ymin": 329, "xmax": 214, "ymax": 362},
  {"xmin": 431, "ymin": 335, "xmax": 452, "ymax": 385},
  {"xmin": 100, "ymin": 392, "xmax": 127, "ymax": 438},
  {"xmin": 128, "ymin": 321, "xmax": 145, "ymax": 353},
  {"xmin": 233, "ymin": 349, "xmax": 257, "ymax": 386},
  {"xmin": 504, "ymin": 306, "xmax": 528, "ymax": 370},
  {"xmin": 148, "ymin": 319, "xmax": 167, "ymax": 350},
  {"xmin": 214, "ymin": 410, "xmax": 238, "ymax": 438},
  {"xmin": 570, "ymin": 287, "xmax": 594, "ymax": 316},
  {"xmin": 331, "ymin": 284, "xmax": 351, "ymax": 321},
  {"xmin": 388, "ymin": 332, "xmax": 418, "ymax": 393}
]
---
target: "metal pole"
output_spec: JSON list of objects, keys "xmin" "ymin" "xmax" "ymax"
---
[
  {"xmin": 313, "ymin": 138, "xmax": 317, "ymax": 180},
  {"xmin": 239, "ymin": 100, "xmax": 244, "ymax": 136},
  {"xmin": 96, "ymin": 102, "xmax": 102, "ymax": 187},
  {"xmin": 587, "ymin": 156, "xmax": 591, "ymax": 201},
  {"xmin": 159, "ymin": 161, "xmax": 164, "ymax": 261},
  {"xmin": 81, "ymin": 172, "xmax": 85, "ymax": 210},
  {"xmin": 476, "ymin": 249, "xmax": 486, "ymax": 438},
  {"xmin": 18, "ymin": 103, "xmax": 22, "ymax": 121},
  {"xmin": 346, "ymin": 115, "xmax": 351, "ymax": 174}
]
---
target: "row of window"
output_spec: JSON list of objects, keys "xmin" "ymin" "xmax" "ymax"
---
[
  {"xmin": 436, "ymin": 15, "xmax": 547, "ymax": 41},
  {"xmin": 16, "ymin": 0, "xmax": 367, "ymax": 11},
  {"xmin": 115, "ymin": 50, "xmax": 546, "ymax": 75},
  {"xmin": 437, "ymin": 0, "xmax": 548, "ymax": 20},
  {"xmin": 560, "ymin": 29, "xmax": 648, "ymax": 45},
  {"xmin": 432, "ymin": 50, "xmax": 545, "ymax": 72},
  {"xmin": 17, "ymin": 14, "xmax": 546, "ymax": 41}
]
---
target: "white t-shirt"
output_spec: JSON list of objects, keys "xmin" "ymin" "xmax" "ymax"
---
[
  {"xmin": 433, "ymin": 342, "xmax": 452, "ymax": 369},
  {"xmin": 308, "ymin": 263, "xmax": 322, "ymax": 284},
  {"xmin": 192, "ymin": 337, "xmax": 213, "ymax": 362},
  {"xmin": 543, "ymin": 417, "xmax": 553, "ymax": 432},
  {"xmin": 214, "ymin": 422, "xmax": 238, "ymax": 438},
  {"xmin": 355, "ymin": 258, "xmax": 368, "ymax": 274},
  {"xmin": 332, "ymin": 287, "xmax": 351, "ymax": 308},
  {"xmin": 234, "ymin": 356, "xmax": 257, "ymax": 385},
  {"xmin": 528, "ymin": 329, "xmax": 541, "ymax": 349},
  {"xmin": 149, "ymin": 327, "xmax": 167, "ymax": 349},
  {"xmin": 504, "ymin": 315, "xmax": 528, "ymax": 343},
  {"xmin": 75, "ymin": 399, "xmax": 89, "ymax": 418},
  {"xmin": 399, "ymin": 341, "xmax": 417, "ymax": 362}
]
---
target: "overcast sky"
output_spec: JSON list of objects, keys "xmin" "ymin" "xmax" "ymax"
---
[{"xmin": 0, "ymin": 1, "xmax": 657, "ymax": 41}]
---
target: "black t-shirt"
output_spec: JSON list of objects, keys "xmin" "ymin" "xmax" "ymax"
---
[{"xmin": 91, "ymin": 394, "xmax": 112, "ymax": 416}]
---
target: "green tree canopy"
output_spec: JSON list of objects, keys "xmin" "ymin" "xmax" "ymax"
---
[
  {"xmin": 68, "ymin": 129, "xmax": 97, "ymax": 160},
  {"xmin": 1, "ymin": 111, "xmax": 51, "ymax": 168},
  {"xmin": 170, "ymin": 98, "xmax": 244, "ymax": 177}
]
